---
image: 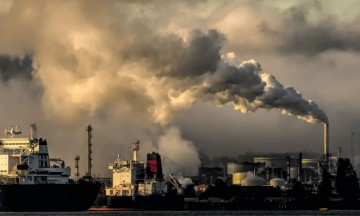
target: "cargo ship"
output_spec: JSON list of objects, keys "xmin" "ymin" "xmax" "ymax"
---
[
  {"xmin": 103, "ymin": 141, "xmax": 184, "ymax": 210},
  {"xmin": 0, "ymin": 125, "xmax": 101, "ymax": 211}
]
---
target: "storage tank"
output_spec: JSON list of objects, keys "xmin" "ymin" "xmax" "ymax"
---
[
  {"xmin": 232, "ymin": 172, "xmax": 247, "ymax": 185},
  {"xmin": 242, "ymin": 175, "xmax": 266, "ymax": 186},
  {"xmin": 269, "ymin": 178, "xmax": 286, "ymax": 188}
]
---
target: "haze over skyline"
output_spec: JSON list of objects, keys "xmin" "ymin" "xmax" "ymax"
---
[{"xmin": 0, "ymin": 0, "xmax": 359, "ymax": 177}]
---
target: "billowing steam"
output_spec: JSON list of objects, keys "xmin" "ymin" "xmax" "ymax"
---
[
  {"xmin": 0, "ymin": 1, "xmax": 327, "ymax": 125},
  {"xmin": 182, "ymin": 58, "xmax": 328, "ymax": 124},
  {"xmin": 158, "ymin": 127, "xmax": 200, "ymax": 176},
  {"xmin": 0, "ymin": 1, "xmax": 328, "ymax": 176}
]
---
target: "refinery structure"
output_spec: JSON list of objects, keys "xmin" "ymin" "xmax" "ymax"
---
[
  {"xmin": 89, "ymin": 120, "xmax": 360, "ymax": 210},
  {"xmin": 0, "ymin": 120, "xmax": 357, "ymax": 211},
  {"xmin": 198, "ymin": 122, "xmax": 336, "ymax": 187},
  {"xmin": 0, "ymin": 119, "xmax": 354, "ymax": 211}
]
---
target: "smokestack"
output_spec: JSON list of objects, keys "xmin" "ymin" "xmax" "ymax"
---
[
  {"xmin": 324, "ymin": 123, "xmax": 329, "ymax": 165},
  {"xmin": 146, "ymin": 152, "xmax": 164, "ymax": 180},
  {"xmin": 86, "ymin": 125, "xmax": 93, "ymax": 177}
]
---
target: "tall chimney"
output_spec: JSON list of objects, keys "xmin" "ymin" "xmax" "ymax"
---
[
  {"xmin": 324, "ymin": 123, "xmax": 329, "ymax": 165},
  {"xmin": 86, "ymin": 125, "xmax": 93, "ymax": 177}
]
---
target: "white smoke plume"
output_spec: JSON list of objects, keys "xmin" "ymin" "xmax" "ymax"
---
[
  {"xmin": 0, "ymin": 1, "xmax": 330, "ymax": 175},
  {"xmin": 0, "ymin": 1, "xmax": 327, "ymax": 125},
  {"xmin": 158, "ymin": 127, "xmax": 200, "ymax": 176}
]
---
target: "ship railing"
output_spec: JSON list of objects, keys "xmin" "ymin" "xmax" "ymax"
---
[{"xmin": 0, "ymin": 175, "xmax": 18, "ymax": 184}]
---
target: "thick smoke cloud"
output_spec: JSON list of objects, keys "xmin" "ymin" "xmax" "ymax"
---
[
  {"xmin": 0, "ymin": 0, "xmax": 343, "ymax": 176},
  {"xmin": 0, "ymin": 55, "xmax": 32, "ymax": 81},
  {"xmin": 178, "ymin": 59, "xmax": 328, "ymax": 123},
  {"xmin": 278, "ymin": 5, "xmax": 360, "ymax": 55},
  {"xmin": 0, "ymin": 1, "xmax": 327, "ymax": 125}
]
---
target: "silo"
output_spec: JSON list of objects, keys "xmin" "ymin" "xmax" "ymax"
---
[
  {"xmin": 232, "ymin": 172, "xmax": 247, "ymax": 185},
  {"xmin": 242, "ymin": 175, "xmax": 266, "ymax": 186}
]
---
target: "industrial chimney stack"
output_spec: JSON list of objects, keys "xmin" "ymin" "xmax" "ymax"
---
[
  {"xmin": 324, "ymin": 123, "xmax": 330, "ymax": 166},
  {"xmin": 86, "ymin": 125, "xmax": 93, "ymax": 177}
]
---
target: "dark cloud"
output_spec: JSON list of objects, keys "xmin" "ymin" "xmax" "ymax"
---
[
  {"xmin": 0, "ymin": 55, "xmax": 33, "ymax": 81},
  {"xmin": 276, "ymin": 5, "xmax": 360, "ymax": 55},
  {"xmin": 0, "ymin": 0, "xmax": 359, "ymax": 176},
  {"xmin": 127, "ymin": 29, "xmax": 225, "ymax": 78}
]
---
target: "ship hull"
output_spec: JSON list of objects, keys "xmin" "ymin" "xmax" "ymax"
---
[
  {"xmin": 0, "ymin": 182, "xmax": 101, "ymax": 211},
  {"xmin": 106, "ymin": 195, "xmax": 184, "ymax": 210}
]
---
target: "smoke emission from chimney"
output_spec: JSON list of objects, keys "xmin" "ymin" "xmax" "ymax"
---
[
  {"xmin": 0, "ymin": 1, "xmax": 332, "ymax": 176},
  {"xmin": 0, "ymin": 1, "xmax": 328, "ymax": 126}
]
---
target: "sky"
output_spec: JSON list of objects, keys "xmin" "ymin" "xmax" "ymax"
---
[{"xmin": 0, "ymin": 0, "xmax": 360, "ymax": 177}]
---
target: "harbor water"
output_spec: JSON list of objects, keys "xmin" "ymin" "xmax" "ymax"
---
[{"xmin": 0, "ymin": 211, "xmax": 360, "ymax": 216}]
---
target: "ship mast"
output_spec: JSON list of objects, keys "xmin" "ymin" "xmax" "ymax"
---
[
  {"xmin": 85, "ymin": 125, "xmax": 93, "ymax": 177},
  {"xmin": 132, "ymin": 140, "xmax": 139, "ymax": 161},
  {"xmin": 75, "ymin": 155, "xmax": 80, "ymax": 181},
  {"xmin": 30, "ymin": 123, "xmax": 36, "ymax": 139}
]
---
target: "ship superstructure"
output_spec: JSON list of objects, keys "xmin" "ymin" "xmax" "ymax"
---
[
  {"xmin": 0, "ymin": 125, "xmax": 100, "ymax": 212},
  {"xmin": 105, "ymin": 141, "xmax": 167, "ymax": 197},
  {"xmin": 0, "ymin": 125, "xmax": 70, "ymax": 185}
]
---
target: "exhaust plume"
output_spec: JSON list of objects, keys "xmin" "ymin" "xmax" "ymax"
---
[
  {"xmin": 158, "ymin": 127, "xmax": 200, "ymax": 176},
  {"xmin": 190, "ymin": 59, "xmax": 328, "ymax": 124},
  {"xmin": 0, "ymin": 1, "xmax": 327, "ymax": 125}
]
